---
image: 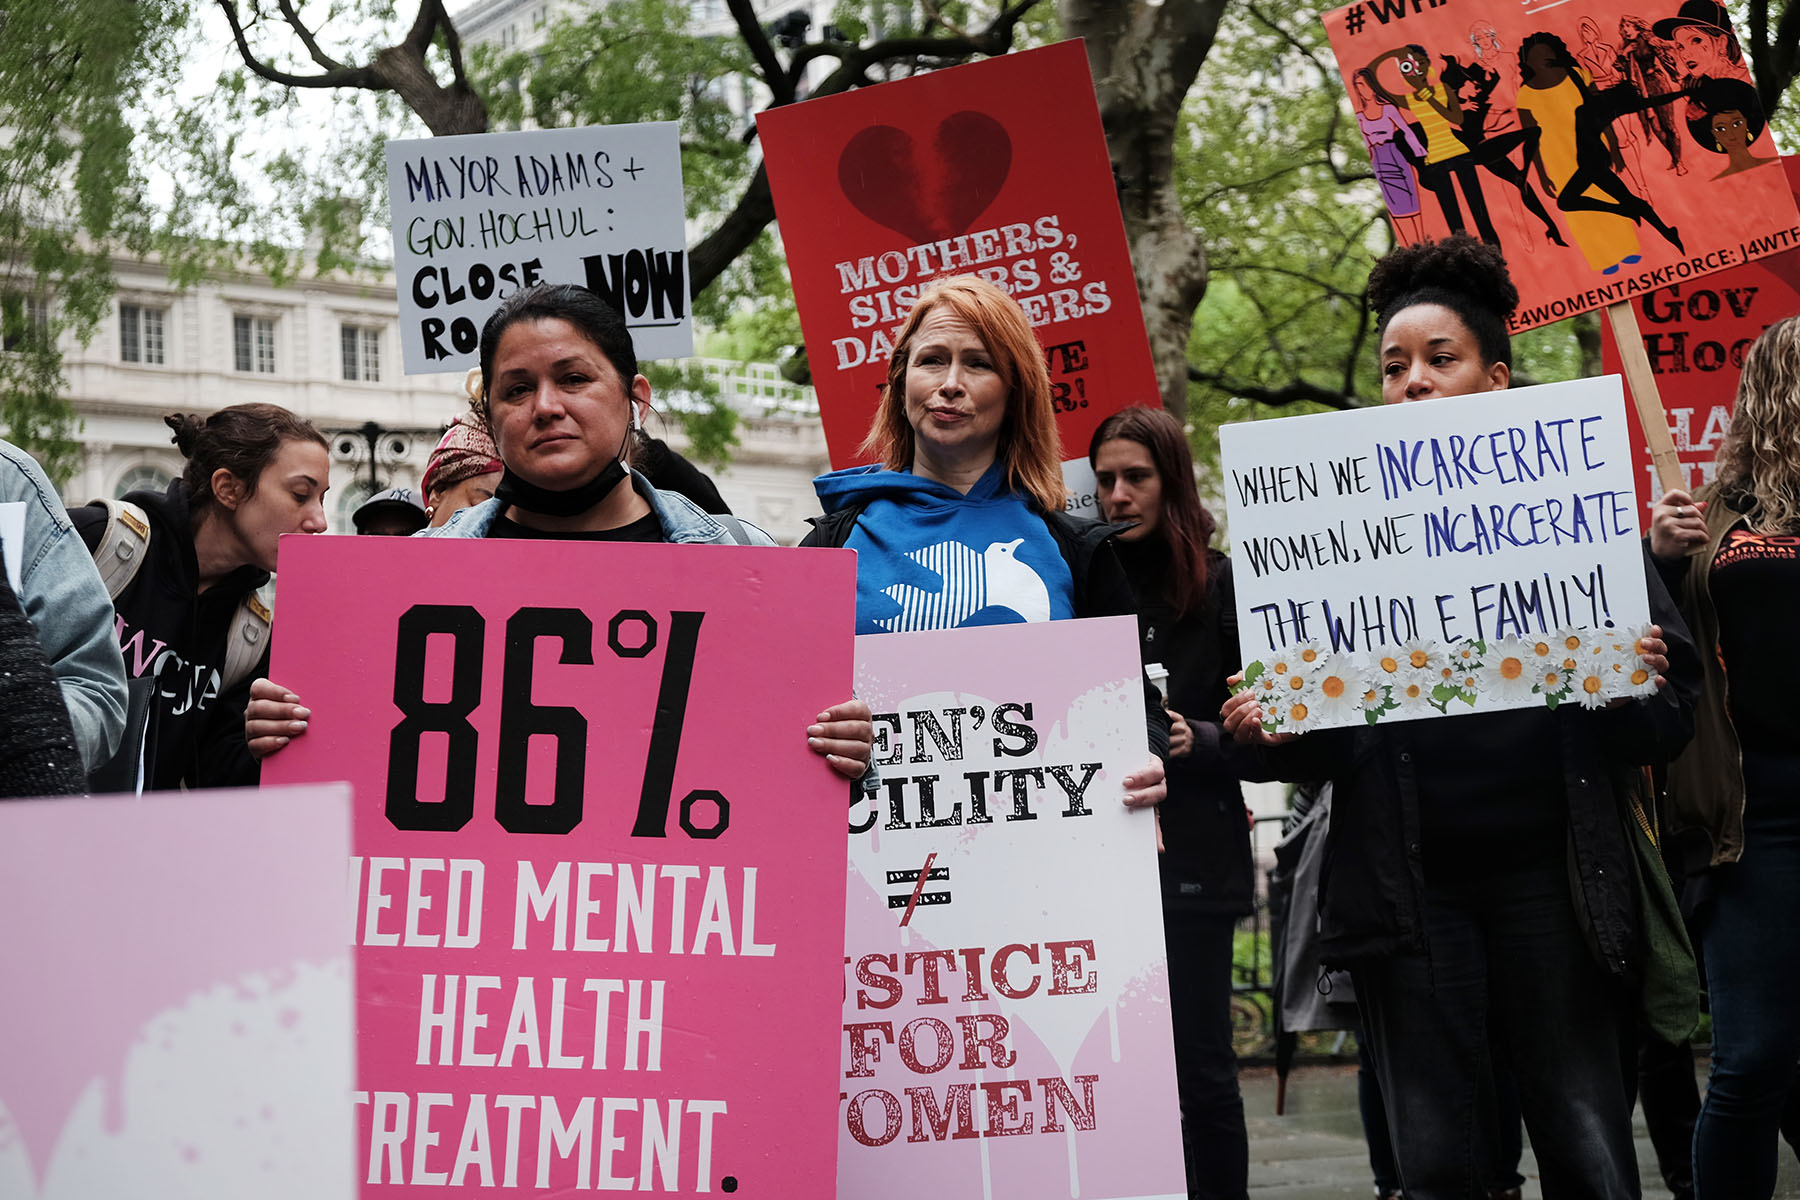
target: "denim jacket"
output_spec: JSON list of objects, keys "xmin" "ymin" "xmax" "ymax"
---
[
  {"xmin": 417, "ymin": 469, "xmax": 776, "ymax": 546},
  {"xmin": 0, "ymin": 439, "xmax": 127, "ymax": 770}
]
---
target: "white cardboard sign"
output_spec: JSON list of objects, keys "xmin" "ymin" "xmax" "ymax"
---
[
  {"xmin": 386, "ymin": 123, "xmax": 692, "ymax": 374},
  {"xmin": 842, "ymin": 617, "xmax": 1187, "ymax": 1200},
  {"xmin": 1219, "ymin": 377, "xmax": 1656, "ymax": 731}
]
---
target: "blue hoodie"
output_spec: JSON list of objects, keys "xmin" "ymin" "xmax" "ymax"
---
[{"xmin": 813, "ymin": 461, "xmax": 1075, "ymax": 636}]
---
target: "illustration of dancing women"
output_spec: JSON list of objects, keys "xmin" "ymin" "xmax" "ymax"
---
[
  {"xmin": 1364, "ymin": 45, "xmax": 1500, "ymax": 245},
  {"xmin": 1437, "ymin": 54, "xmax": 1569, "ymax": 249},
  {"xmin": 1577, "ymin": 17, "xmax": 1651, "ymax": 192},
  {"xmin": 1619, "ymin": 14, "xmax": 1689, "ymax": 173},
  {"xmin": 1517, "ymin": 32, "xmax": 1688, "ymax": 273},
  {"xmin": 1353, "ymin": 69, "xmax": 1428, "ymax": 243}
]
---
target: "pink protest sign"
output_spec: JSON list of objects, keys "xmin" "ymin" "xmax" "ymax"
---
[
  {"xmin": 263, "ymin": 535, "xmax": 856, "ymax": 1198},
  {"xmin": 0, "ymin": 784, "xmax": 354, "ymax": 1199},
  {"xmin": 842, "ymin": 617, "xmax": 1185, "ymax": 1199}
]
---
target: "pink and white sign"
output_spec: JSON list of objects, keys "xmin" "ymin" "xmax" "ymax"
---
[
  {"xmin": 0, "ymin": 784, "xmax": 355, "ymax": 1200},
  {"xmin": 263, "ymin": 535, "xmax": 857, "ymax": 1198},
  {"xmin": 843, "ymin": 617, "xmax": 1185, "ymax": 1200}
]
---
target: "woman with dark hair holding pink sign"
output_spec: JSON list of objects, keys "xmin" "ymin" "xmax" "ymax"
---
[{"xmin": 248, "ymin": 284, "xmax": 874, "ymax": 782}]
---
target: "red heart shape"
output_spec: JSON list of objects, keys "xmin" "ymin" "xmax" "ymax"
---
[{"xmin": 836, "ymin": 112, "xmax": 1013, "ymax": 246}]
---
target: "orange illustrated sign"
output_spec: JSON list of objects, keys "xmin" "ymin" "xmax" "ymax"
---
[
  {"xmin": 1601, "ymin": 155, "xmax": 1800, "ymax": 527},
  {"xmin": 1321, "ymin": 0, "xmax": 1800, "ymax": 332}
]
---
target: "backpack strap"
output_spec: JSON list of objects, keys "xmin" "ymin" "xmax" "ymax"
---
[
  {"xmin": 90, "ymin": 498, "xmax": 152, "ymax": 599},
  {"xmin": 714, "ymin": 514, "xmax": 755, "ymax": 546},
  {"xmin": 222, "ymin": 590, "xmax": 272, "ymax": 693}
]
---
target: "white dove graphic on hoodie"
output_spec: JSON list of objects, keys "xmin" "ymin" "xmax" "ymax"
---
[{"xmin": 875, "ymin": 538, "xmax": 1052, "ymax": 632}]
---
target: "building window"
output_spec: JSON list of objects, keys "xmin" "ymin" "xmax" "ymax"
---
[
  {"xmin": 341, "ymin": 325, "xmax": 381, "ymax": 382},
  {"xmin": 115, "ymin": 463, "xmax": 175, "ymax": 498},
  {"xmin": 233, "ymin": 315, "xmax": 276, "ymax": 374},
  {"xmin": 2, "ymin": 295, "xmax": 48, "ymax": 353},
  {"xmin": 120, "ymin": 303, "xmax": 167, "ymax": 364}
]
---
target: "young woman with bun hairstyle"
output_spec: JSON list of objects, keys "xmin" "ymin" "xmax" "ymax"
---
[
  {"xmin": 70, "ymin": 402, "xmax": 330, "ymax": 789},
  {"xmin": 1651, "ymin": 314, "xmax": 1800, "ymax": 1198},
  {"xmin": 1089, "ymin": 406, "xmax": 1252, "ymax": 1200},
  {"xmin": 1223, "ymin": 236, "xmax": 1700, "ymax": 1199}
]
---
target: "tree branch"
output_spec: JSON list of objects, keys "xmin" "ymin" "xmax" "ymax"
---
[
  {"xmin": 214, "ymin": 0, "xmax": 377, "ymax": 88},
  {"xmin": 728, "ymin": 0, "xmax": 794, "ymax": 106},
  {"xmin": 1186, "ymin": 368, "xmax": 1364, "ymax": 410},
  {"xmin": 275, "ymin": 0, "xmax": 346, "ymax": 72},
  {"xmin": 423, "ymin": 0, "xmax": 477, "ymax": 94}
]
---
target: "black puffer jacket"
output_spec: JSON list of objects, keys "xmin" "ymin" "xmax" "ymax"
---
[{"xmin": 1233, "ymin": 549, "xmax": 1700, "ymax": 975}]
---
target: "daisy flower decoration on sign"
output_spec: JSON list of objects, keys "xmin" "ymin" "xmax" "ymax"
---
[
  {"xmin": 1371, "ymin": 645, "xmax": 1408, "ymax": 691},
  {"xmin": 1524, "ymin": 633, "xmax": 1559, "ymax": 672},
  {"xmin": 1391, "ymin": 671, "xmax": 1437, "ymax": 717},
  {"xmin": 1533, "ymin": 656, "xmax": 1573, "ymax": 706},
  {"xmin": 1552, "ymin": 626, "xmax": 1590, "ymax": 673},
  {"xmin": 1311, "ymin": 653, "xmax": 1365, "ymax": 725},
  {"xmin": 1236, "ymin": 625, "xmax": 1653, "ymax": 730},
  {"xmin": 1571, "ymin": 654, "xmax": 1613, "ymax": 709},
  {"xmin": 1481, "ymin": 635, "xmax": 1538, "ymax": 703},
  {"xmin": 1609, "ymin": 623, "xmax": 1661, "ymax": 699},
  {"xmin": 1399, "ymin": 636, "xmax": 1446, "ymax": 678},
  {"xmin": 1433, "ymin": 638, "xmax": 1485, "ymax": 707}
]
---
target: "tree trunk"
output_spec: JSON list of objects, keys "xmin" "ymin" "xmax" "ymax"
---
[
  {"xmin": 374, "ymin": 45, "xmax": 489, "ymax": 136},
  {"xmin": 1061, "ymin": 0, "xmax": 1226, "ymax": 422}
]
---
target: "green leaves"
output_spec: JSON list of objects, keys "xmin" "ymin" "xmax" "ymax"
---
[{"xmin": 0, "ymin": 0, "xmax": 188, "ymax": 478}]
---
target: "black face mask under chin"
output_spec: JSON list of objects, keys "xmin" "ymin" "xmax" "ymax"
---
[{"xmin": 494, "ymin": 456, "xmax": 629, "ymax": 518}]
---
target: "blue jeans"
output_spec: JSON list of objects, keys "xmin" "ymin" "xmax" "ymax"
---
[
  {"xmin": 1693, "ymin": 759, "xmax": 1800, "ymax": 1200},
  {"xmin": 1352, "ymin": 856, "xmax": 1638, "ymax": 1200}
]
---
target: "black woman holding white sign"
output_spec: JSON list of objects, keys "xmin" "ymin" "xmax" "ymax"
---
[
  {"xmin": 1650, "ymin": 315, "xmax": 1800, "ymax": 1199},
  {"xmin": 801, "ymin": 274, "xmax": 1168, "ymax": 807},
  {"xmin": 1090, "ymin": 405, "xmax": 1252, "ymax": 1200},
  {"xmin": 246, "ymin": 283, "xmax": 873, "ymax": 780},
  {"xmin": 1222, "ymin": 236, "xmax": 1699, "ymax": 1200}
]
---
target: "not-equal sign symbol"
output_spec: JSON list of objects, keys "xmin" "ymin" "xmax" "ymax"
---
[{"xmin": 888, "ymin": 852, "xmax": 951, "ymax": 925}]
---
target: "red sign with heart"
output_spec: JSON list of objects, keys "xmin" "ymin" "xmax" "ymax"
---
[
  {"xmin": 759, "ymin": 41, "xmax": 1159, "ymax": 475},
  {"xmin": 1601, "ymin": 155, "xmax": 1800, "ymax": 530}
]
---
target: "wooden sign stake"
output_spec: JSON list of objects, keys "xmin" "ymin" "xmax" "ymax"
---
[{"xmin": 1604, "ymin": 301, "xmax": 1685, "ymax": 494}]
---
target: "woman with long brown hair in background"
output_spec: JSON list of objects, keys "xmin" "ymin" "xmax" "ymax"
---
[{"xmin": 1091, "ymin": 406, "xmax": 1252, "ymax": 1199}]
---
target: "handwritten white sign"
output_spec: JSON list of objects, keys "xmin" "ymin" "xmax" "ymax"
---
[
  {"xmin": 386, "ymin": 123, "xmax": 692, "ymax": 374},
  {"xmin": 1219, "ymin": 377, "xmax": 1656, "ymax": 730}
]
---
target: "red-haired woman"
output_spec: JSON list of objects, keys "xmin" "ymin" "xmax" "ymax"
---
[
  {"xmin": 801, "ymin": 274, "xmax": 1168, "ymax": 801},
  {"xmin": 1091, "ymin": 406, "xmax": 1252, "ymax": 1200}
]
